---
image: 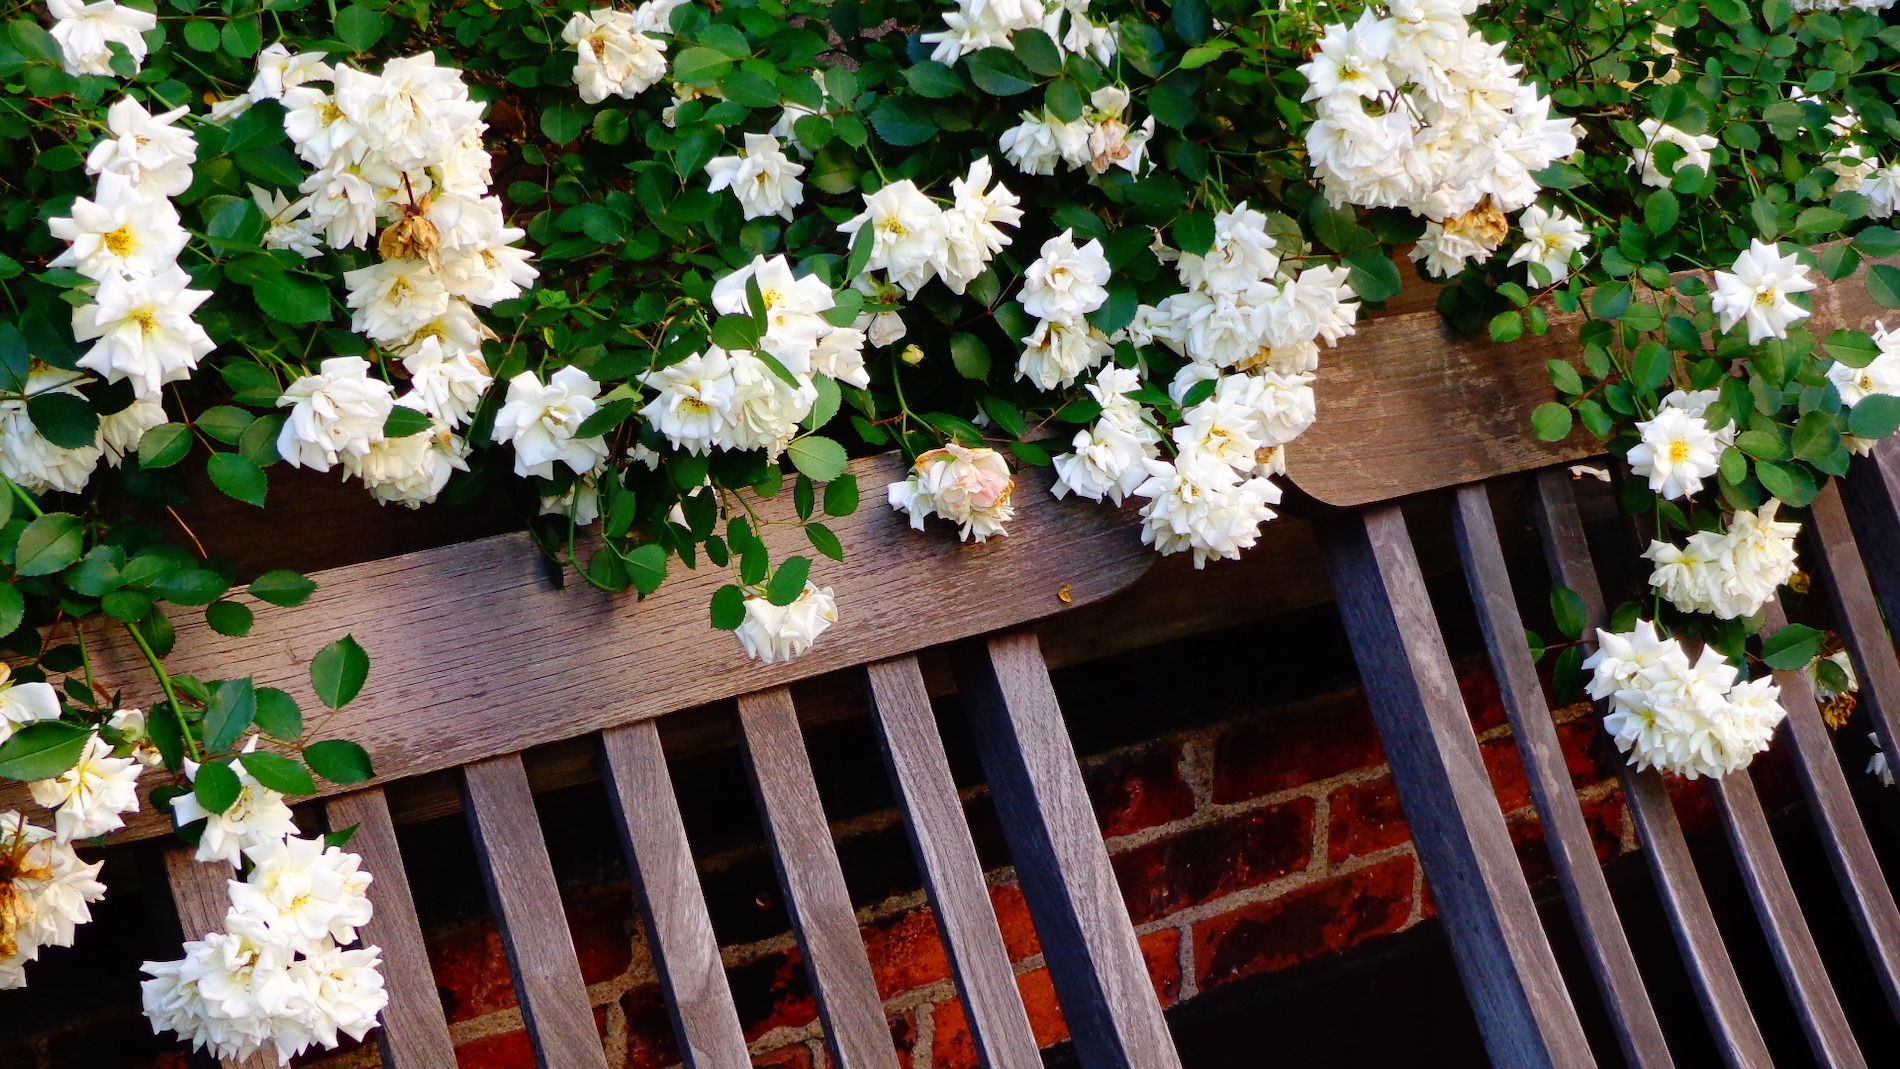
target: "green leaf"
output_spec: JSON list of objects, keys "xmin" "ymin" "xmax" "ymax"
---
[
  {"xmin": 15, "ymin": 513, "xmax": 84, "ymax": 577},
  {"xmin": 207, "ymin": 453, "xmax": 267, "ymax": 507},
  {"xmin": 1850, "ymin": 395, "xmax": 1900, "ymax": 440},
  {"xmin": 152, "ymin": 568, "xmax": 228, "ymax": 606},
  {"xmin": 1792, "ymin": 410, "xmax": 1843, "ymax": 464},
  {"xmin": 239, "ymin": 750, "xmax": 316, "ymax": 796},
  {"xmin": 766, "ymin": 555, "xmax": 812, "ymax": 605},
  {"xmin": 1631, "ymin": 342, "xmax": 1673, "ymax": 392},
  {"xmin": 304, "ymin": 739, "xmax": 374, "ymax": 784},
  {"xmin": 334, "ymin": 3, "xmax": 389, "ymax": 52},
  {"xmin": 254, "ymin": 687, "xmax": 302, "ymax": 739},
  {"xmin": 1550, "ymin": 585, "xmax": 1586, "ymax": 640},
  {"xmin": 625, "ymin": 543, "xmax": 668, "ymax": 595},
  {"xmin": 1489, "ymin": 311, "xmax": 1524, "ymax": 343},
  {"xmin": 0, "ymin": 722, "xmax": 89, "ymax": 781},
  {"xmin": 27, "ymin": 392, "xmax": 97, "ymax": 449},
  {"xmin": 1011, "ymin": 28, "xmax": 1063, "ymax": 76},
  {"xmin": 203, "ymin": 677, "xmax": 257, "ymax": 752},
  {"xmin": 787, "ymin": 435, "xmax": 848, "ymax": 482},
  {"xmin": 1736, "ymin": 430, "xmax": 1787, "ymax": 459},
  {"xmin": 1343, "ymin": 248, "xmax": 1401, "ymax": 302},
  {"xmin": 805, "ymin": 522, "xmax": 843, "ymax": 561},
  {"xmin": 1754, "ymin": 460, "xmax": 1818, "ymax": 506},
  {"xmin": 794, "ymin": 473, "xmax": 815, "ymax": 520},
  {"xmin": 1591, "ymin": 281, "xmax": 1633, "ymax": 320},
  {"xmin": 383, "ymin": 406, "xmax": 434, "ymax": 438},
  {"xmin": 220, "ymin": 15, "xmax": 260, "ymax": 57},
  {"xmin": 950, "ymin": 333, "xmax": 991, "ymax": 379},
  {"xmin": 1532, "ymin": 402, "xmax": 1573, "ymax": 442},
  {"xmin": 1826, "ymin": 329, "xmax": 1880, "ymax": 369},
  {"xmin": 0, "ymin": 585, "xmax": 21, "ymax": 637},
  {"xmin": 1868, "ymin": 265, "xmax": 1900, "ymax": 309},
  {"xmin": 867, "ymin": 96, "xmax": 937, "ymax": 147},
  {"xmin": 541, "ymin": 103, "xmax": 588, "ymax": 145},
  {"xmin": 310, "ymin": 635, "xmax": 369, "ymax": 710},
  {"xmin": 824, "ymin": 472, "xmax": 859, "ymax": 516},
  {"xmin": 1173, "ymin": 210, "xmax": 1215, "ymax": 256},
  {"xmin": 197, "ymin": 406, "xmax": 254, "ymax": 445},
  {"xmin": 711, "ymin": 584, "xmax": 746, "ymax": 630},
  {"xmin": 206, "ymin": 600, "xmax": 254, "ymax": 637},
  {"xmin": 1761, "ymin": 623, "xmax": 1824, "ymax": 670},
  {"xmin": 1856, "ymin": 226, "xmax": 1900, "ymax": 257},
  {"xmin": 1643, "ymin": 189, "xmax": 1679, "ymax": 235},
  {"xmin": 904, "ymin": 60, "xmax": 964, "ymax": 98},
  {"xmin": 964, "ymin": 48, "xmax": 1034, "ymax": 95},
  {"xmin": 247, "ymin": 569, "xmax": 316, "ymax": 607},
  {"xmin": 252, "ymin": 270, "xmax": 333, "ymax": 325},
  {"xmin": 193, "ymin": 759, "xmax": 242, "ymax": 814},
  {"xmin": 670, "ymin": 46, "xmax": 731, "ymax": 87},
  {"xmin": 1172, "ymin": 0, "xmax": 1211, "ymax": 43},
  {"xmin": 804, "ymin": 373, "xmax": 841, "ymax": 432}
]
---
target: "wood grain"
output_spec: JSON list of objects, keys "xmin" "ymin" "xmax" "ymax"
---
[
  {"xmin": 2, "ymin": 454, "xmax": 1151, "ymax": 841},
  {"xmin": 1531, "ymin": 470, "xmax": 1771, "ymax": 1067},
  {"xmin": 1451, "ymin": 482, "xmax": 1673, "ymax": 1069},
  {"xmin": 1828, "ymin": 448, "xmax": 1900, "ymax": 766},
  {"xmin": 160, "ymin": 848, "xmax": 276, "ymax": 1069},
  {"xmin": 1320, "ymin": 505, "xmax": 1592, "ymax": 1069},
  {"xmin": 323, "ymin": 787, "xmax": 459, "ymax": 1069},
  {"xmin": 736, "ymin": 688, "xmax": 901, "ymax": 1069},
  {"xmin": 460, "ymin": 755, "xmax": 610, "ymax": 1069},
  {"xmin": 953, "ymin": 632, "xmax": 1183, "ymax": 1069},
  {"xmin": 1291, "ymin": 249, "xmax": 1900, "ymax": 507},
  {"xmin": 599, "ymin": 721, "xmax": 752, "ymax": 1069},
  {"xmin": 865, "ymin": 656, "xmax": 1042, "ymax": 1069}
]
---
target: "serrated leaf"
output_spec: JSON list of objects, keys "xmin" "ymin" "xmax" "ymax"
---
[
  {"xmin": 950, "ymin": 333, "xmax": 991, "ymax": 379},
  {"xmin": 805, "ymin": 522, "xmax": 843, "ymax": 560},
  {"xmin": 1826, "ymin": 329, "xmax": 1880, "ymax": 369},
  {"xmin": 239, "ymin": 750, "xmax": 316, "ymax": 796},
  {"xmin": 383, "ymin": 406, "xmax": 433, "ymax": 438},
  {"xmin": 192, "ymin": 759, "xmax": 242, "ymax": 814},
  {"xmin": 1550, "ymin": 585, "xmax": 1586, "ymax": 640},
  {"xmin": 310, "ymin": 635, "xmax": 369, "ymax": 710},
  {"xmin": 304, "ymin": 739, "xmax": 374, "ymax": 784},
  {"xmin": 711, "ymin": 584, "xmax": 746, "ymax": 630},
  {"xmin": 202, "ymin": 677, "xmax": 257, "ymax": 752},
  {"xmin": 15, "ymin": 513, "xmax": 84, "ymax": 577},
  {"xmin": 1532, "ymin": 402, "xmax": 1573, "ymax": 442},
  {"xmin": 1762, "ymin": 623, "xmax": 1824, "ymax": 670},
  {"xmin": 138, "ymin": 423, "xmax": 191, "ymax": 468},
  {"xmin": 251, "ymin": 271, "xmax": 331, "ymax": 324},
  {"xmin": 1868, "ymin": 265, "xmax": 1900, "ymax": 309},
  {"xmin": 0, "ymin": 585, "xmax": 22, "ymax": 638},
  {"xmin": 247, "ymin": 569, "xmax": 316, "ymax": 607},
  {"xmin": 0, "ymin": 722, "xmax": 89, "ymax": 781},
  {"xmin": 27, "ymin": 392, "xmax": 97, "ymax": 449},
  {"xmin": 206, "ymin": 600, "xmax": 254, "ymax": 637},
  {"xmin": 625, "ymin": 543, "xmax": 668, "ymax": 595},
  {"xmin": 766, "ymin": 555, "xmax": 811, "ymax": 605},
  {"xmin": 787, "ymin": 436, "xmax": 848, "ymax": 482},
  {"xmin": 207, "ymin": 453, "xmax": 267, "ymax": 507},
  {"xmin": 904, "ymin": 60, "xmax": 964, "ymax": 98},
  {"xmin": 1850, "ymin": 395, "xmax": 1900, "ymax": 440},
  {"xmin": 253, "ymin": 687, "xmax": 302, "ymax": 740}
]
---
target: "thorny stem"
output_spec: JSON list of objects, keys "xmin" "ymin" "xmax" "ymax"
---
[{"xmin": 125, "ymin": 621, "xmax": 201, "ymax": 764}]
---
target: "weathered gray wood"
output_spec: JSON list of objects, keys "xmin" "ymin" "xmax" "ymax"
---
[
  {"xmin": 323, "ymin": 788, "xmax": 458, "ymax": 1069},
  {"xmin": 599, "ymin": 722, "xmax": 752, "ymax": 1069},
  {"xmin": 736, "ymin": 688, "xmax": 901, "ymax": 1069},
  {"xmin": 1841, "ymin": 438, "xmax": 1900, "ymax": 639},
  {"xmin": 1706, "ymin": 770, "xmax": 1864, "ymax": 1067},
  {"xmin": 161, "ymin": 848, "xmax": 276, "ymax": 1069},
  {"xmin": 461, "ymin": 755, "xmax": 609, "ymax": 1069},
  {"xmin": 953, "ymin": 632, "xmax": 1182, "ymax": 1069},
  {"xmin": 865, "ymin": 655, "xmax": 1042, "ymax": 1069},
  {"xmin": 7, "ymin": 456, "xmax": 1152, "ymax": 841},
  {"xmin": 1450, "ymin": 483, "xmax": 1675, "ymax": 1068},
  {"xmin": 1808, "ymin": 480, "xmax": 1900, "ymax": 781},
  {"xmin": 1292, "ymin": 246, "xmax": 1899, "ymax": 507},
  {"xmin": 1531, "ymin": 469, "xmax": 1772, "ymax": 1068},
  {"xmin": 1321, "ymin": 505, "xmax": 1593, "ymax": 1069}
]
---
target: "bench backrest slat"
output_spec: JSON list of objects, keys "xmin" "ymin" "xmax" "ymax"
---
[
  {"xmin": 1452, "ymin": 482, "xmax": 1675, "ymax": 1068},
  {"xmin": 461, "ymin": 754, "xmax": 610, "ymax": 1069},
  {"xmin": 162, "ymin": 848, "xmax": 277, "ymax": 1069},
  {"xmin": 1813, "ymin": 482, "xmax": 1900, "ymax": 791},
  {"xmin": 866, "ymin": 655, "xmax": 1043, "ymax": 1068},
  {"xmin": 737, "ymin": 688, "xmax": 903, "ymax": 1069},
  {"xmin": 1532, "ymin": 474, "xmax": 1775, "ymax": 1066},
  {"xmin": 954, "ymin": 631, "xmax": 1184, "ymax": 1069},
  {"xmin": 600, "ymin": 720, "xmax": 752, "ymax": 1069},
  {"xmin": 323, "ymin": 787, "xmax": 459, "ymax": 1069}
]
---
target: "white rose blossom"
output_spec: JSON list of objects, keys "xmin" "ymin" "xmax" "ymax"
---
[
  {"xmin": 276, "ymin": 356, "xmax": 396, "ymax": 473},
  {"xmin": 493, "ymin": 366, "xmax": 612, "ymax": 479},
  {"xmin": 1711, "ymin": 238, "xmax": 1816, "ymax": 345},
  {"xmin": 48, "ymin": 0, "xmax": 157, "ymax": 77},
  {"xmin": 705, "ymin": 132, "xmax": 806, "ymax": 222},
  {"xmin": 888, "ymin": 443, "xmax": 1016, "ymax": 542},
  {"xmin": 734, "ymin": 583, "xmax": 840, "ymax": 663}
]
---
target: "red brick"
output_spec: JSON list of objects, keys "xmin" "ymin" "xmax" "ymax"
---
[
  {"xmin": 1480, "ymin": 734, "xmax": 1533, "ymax": 815},
  {"xmin": 928, "ymin": 998, "xmax": 978, "ymax": 1069},
  {"xmin": 1085, "ymin": 741, "xmax": 1197, "ymax": 838},
  {"xmin": 431, "ymin": 918, "xmax": 516, "ymax": 1022},
  {"xmin": 988, "ymin": 883, "xmax": 1041, "ymax": 961},
  {"xmin": 753, "ymin": 1044, "xmax": 814, "ymax": 1068},
  {"xmin": 1015, "ymin": 967, "xmax": 1069, "ymax": 1048},
  {"xmin": 568, "ymin": 886, "xmax": 637, "ymax": 987},
  {"xmin": 1210, "ymin": 692, "xmax": 1383, "ymax": 803},
  {"xmin": 1751, "ymin": 742, "xmax": 1800, "ymax": 814},
  {"xmin": 1458, "ymin": 663, "xmax": 1508, "ymax": 732},
  {"xmin": 1508, "ymin": 792, "xmax": 1629, "ymax": 886},
  {"xmin": 889, "ymin": 1008, "xmax": 918, "ymax": 1069},
  {"xmin": 1140, "ymin": 928, "xmax": 1183, "ymax": 1006},
  {"xmin": 1111, "ymin": 802, "xmax": 1312, "ymax": 924},
  {"xmin": 865, "ymin": 907, "xmax": 952, "ymax": 999},
  {"xmin": 620, "ymin": 984, "xmax": 680, "ymax": 1069},
  {"xmin": 728, "ymin": 947, "xmax": 818, "ymax": 1041},
  {"xmin": 1327, "ymin": 776, "xmax": 1409, "ymax": 863},
  {"xmin": 1191, "ymin": 856, "xmax": 1417, "ymax": 991},
  {"xmin": 455, "ymin": 1030, "xmax": 535, "ymax": 1069},
  {"xmin": 1557, "ymin": 713, "xmax": 1615, "ymax": 786},
  {"xmin": 1665, "ymin": 774, "xmax": 1718, "ymax": 837}
]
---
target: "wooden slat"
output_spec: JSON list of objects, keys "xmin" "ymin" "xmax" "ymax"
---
[
  {"xmin": 1530, "ymin": 470, "xmax": 1773, "ymax": 1067},
  {"xmin": 736, "ymin": 688, "xmax": 901, "ymax": 1069},
  {"xmin": 461, "ymin": 755, "xmax": 609, "ymax": 1069},
  {"xmin": 1840, "ymin": 439, "xmax": 1900, "ymax": 639},
  {"xmin": 1450, "ymin": 483, "xmax": 1675, "ymax": 1068},
  {"xmin": 599, "ymin": 722, "xmax": 752, "ymax": 1069},
  {"xmin": 1320, "ymin": 505, "xmax": 1593, "ymax": 1069},
  {"xmin": 1808, "ymin": 480, "xmax": 1900, "ymax": 778},
  {"xmin": 865, "ymin": 655, "xmax": 1042, "ymax": 1069},
  {"xmin": 1773, "ymin": 513, "xmax": 1900, "ymax": 1021},
  {"xmin": 954, "ymin": 631, "xmax": 1184, "ymax": 1069},
  {"xmin": 161, "ymin": 847, "xmax": 275, "ymax": 1069},
  {"xmin": 3, "ymin": 457, "xmax": 1153, "ymax": 840},
  {"xmin": 324, "ymin": 788, "xmax": 459, "ymax": 1069},
  {"xmin": 1291, "ymin": 245, "xmax": 1898, "ymax": 506},
  {"xmin": 1706, "ymin": 770, "xmax": 1864, "ymax": 1067}
]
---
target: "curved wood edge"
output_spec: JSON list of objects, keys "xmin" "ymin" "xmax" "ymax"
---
[
  {"xmin": 2, "ymin": 453, "xmax": 1152, "ymax": 844},
  {"xmin": 1291, "ymin": 244, "xmax": 1900, "ymax": 507}
]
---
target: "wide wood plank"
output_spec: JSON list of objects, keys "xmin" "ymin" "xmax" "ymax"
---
[
  {"xmin": 1291, "ymin": 247, "xmax": 1898, "ymax": 506},
  {"xmin": 865, "ymin": 656, "xmax": 1042, "ymax": 1069},
  {"xmin": 161, "ymin": 847, "xmax": 276, "ymax": 1069},
  {"xmin": 736, "ymin": 689, "xmax": 901, "ymax": 1069},
  {"xmin": 1451, "ymin": 483, "xmax": 1674, "ymax": 1068},
  {"xmin": 1807, "ymin": 480, "xmax": 1900, "ymax": 777},
  {"xmin": 1530, "ymin": 470, "xmax": 1772, "ymax": 1067},
  {"xmin": 599, "ymin": 722, "xmax": 752, "ymax": 1069},
  {"xmin": 461, "ymin": 755, "xmax": 609, "ymax": 1069},
  {"xmin": 324, "ymin": 788, "xmax": 458, "ymax": 1069},
  {"xmin": 1321, "ymin": 505, "xmax": 1592, "ymax": 1069},
  {"xmin": 6, "ymin": 456, "xmax": 1152, "ymax": 841},
  {"xmin": 1840, "ymin": 439, "xmax": 1900, "ymax": 636},
  {"xmin": 1706, "ymin": 770, "xmax": 1864, "ymax": 1067},
  {"xmin": 954, "ymin": 631, "xmax": 1183, "ymax": 1069}
]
